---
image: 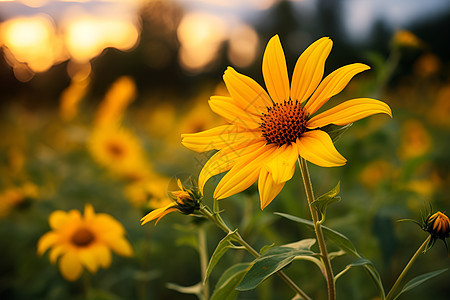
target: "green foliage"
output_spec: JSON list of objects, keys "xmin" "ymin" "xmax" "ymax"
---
[
  {"xmin": 204, "ymin": 230, "xmax": 242, "ymax": 285},
  {"xmin": 392, "ymin": 269, "xmax": 448, "ymax": 300},
  {"xmin": 210, "ymin": 263, "xmax": 251, "ymax": 300},
  {"xmin": 311, "ymin": 181, "xmax": 341, "ymax": 222},
  {"xmin": 237, "ymin": 239, "xmax": 316, "ymax": 291}
]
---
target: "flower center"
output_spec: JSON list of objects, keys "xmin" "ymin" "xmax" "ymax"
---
[
  {"xmin": 107, "ymin": 141, "xmax": 125, "ymax": 158},
  {"xmin": 260, "ymin": 100, "xmax": 308, "ymax": 146},
  {"xmin": 71, "ymin": 227, "xmax": 95, "ymax": 247}
]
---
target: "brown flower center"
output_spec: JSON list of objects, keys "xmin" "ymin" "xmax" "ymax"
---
[
  {"xmin": 71, "ymin": 227, "xmax": 95, "ymax": 247},
  {"xmin": 260, "ymin": 100, "xmax": 308, "ymax": 146},
  {"xmin": 107, "ymin": 141, "xmax": 125, "ymax": 158}
]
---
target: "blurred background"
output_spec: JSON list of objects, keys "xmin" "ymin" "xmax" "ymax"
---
[{"xmin": 0, "ymin": 0, "xmax": 449, "ymax": 299}]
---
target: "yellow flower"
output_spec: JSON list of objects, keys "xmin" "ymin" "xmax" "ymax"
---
[
  {"xmin": 182, "ymin": 35, "xmax": 392, "ymax": 209},
  {"xmin": 94, "ymin": 76, "xmax": 137, "ymax": 127},
  {"xmin": 392, "ymin": 30, "xmax": 423, "ymax": 49},
  {"xmin": 37, "ymin": 204, "xmax": 133, "ymax": 281},
  {"xmin": 88, "ymin": 126, "xmax": 150, "ymax": 180},
  {"xmin": 426, "ymin": 211, "xmax": 450, "ymax": 240},
  {"xmin": 124, "ymin": 176, "xmax": 172, "ymax": 208},
  {"xmin": 140, "ymin": 179, "xmax": 201, "ymax": 226}
]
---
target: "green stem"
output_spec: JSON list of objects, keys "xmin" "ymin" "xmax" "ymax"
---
[
  {"xmin": 385, "ymin": 235, "xmax": 432, "ymax": 300},
  {"xmin": 298, "ymin": 157, "xmax": 336, "ymax": 300},
  {"xmin": 198, "ymin": 227, "xmax": 210, "ymax": 300},
  {"xmin": 199, "ymin": 205, "xmax": 312, "ymax": 300}
]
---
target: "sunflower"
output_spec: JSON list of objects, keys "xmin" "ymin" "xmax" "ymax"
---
[
  {"xmin": 37, "ymin": 204, "xmax": 133, "ymax": 281},
  {"xmin": 182, "ymin": 35, "xmax": 392, "ymax": 209},
  {"xmin": 88, "ymin": 125, "xmax": 150, "ymax": 180}
]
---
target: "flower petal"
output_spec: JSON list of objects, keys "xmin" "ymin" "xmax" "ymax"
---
[
  {"xmin": 181, "ymin": 125, "xmax": 260, "ymax": 152},
  {"xmin": 49, "ymin": 210, "xmax": 71, "ymax": 229},
  {"xmin": 223, "ymin": 67, "xmax": 272, "ymax": 115},
  {"xmin": 84, "ymin": 203, "xmax": 95, "ymax": 221},
  {"xmin": 209, "ymin": 96, "xmax": 261, "ymax": 129},
  {"xmin": 291, "ymin": 37, "xmax": 333, "ymax": 103},
  {"xmin": 304, "ymin": 63, "xmax": 371, "ymax": 115},
  {"xmin": 264, "ymin": 142, "xmax": 298, "ymax": 184},
  {"xmin": 140, "ymin": 203, "xmax": 177, "ymax": 226},
  {"xmin": 37, "ymin": 232, "xmax": 59, "ymax": 255},
  {"xmin": 108, "ymin": 237, "xmax": 134, "ymax": 257},
  {"xmin": 78, "ymin": 248, "xmax": 99, "ymax": 273},
  {"xmin": 262, "ymin": 35, "xmax": 290, "ymax": 103},
  {"xmin": 59, "ymin": 251, "xmax": 83, "ymax": 281},
  {"xmin": 93, "ymin": 245, "xmax": 112, "ymax": 268},
  {"xmin": 307, "ymin": 98, "xmax": 392, "ymax": 128},
  {"xmin": 214, "ymin": 143, "xmax": 277, "ymax": 199},
  {"xmin": 297, "ymin": 131, "xmax": 346, "ymax": 167},
  {"xmin": 198, "ymin": 139, "xmax": 265, "ymax": 194},
  {"xmin": 258, "ymin": 168, "xmax": 286, "ymax": 210},
  {"xmin": 49, "ymin": 245, "xmax": 66, "ymax": 264}
]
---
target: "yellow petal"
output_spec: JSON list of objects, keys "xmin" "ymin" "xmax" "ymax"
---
[
  {"xmin": 49, "ymin": 210, "xmax": 71, "ymax": 229},
  {"xmin": 258, "ymin": 168, "xmax": 286, "ymax": 210},
  {"xmin": 304, "ymin": 63, "xmax": 371, "ymax": 115},
  {"xmin": 297, "ymin": 130, "xmax": 346, "ymax": 167},
  {"xmin": 84, "ymin": 203, "xmax": 95, "ymax": 221},
  {"xmin": 181, "ymin": 125, "xmax": 260, "ymax": 152},
  {"xmin": 214, "ymin": 143, "xmax": 277, "ymax": 199},
  {"xmin": 209, "ymin": 96, "xmax": 261, "ymax": 129},
  {"xmin": 223, "ymin": 67, "xmax": 272, "ymax": 115},
  {"xmin": 78, "ymin": 248, "xmax": 99, "ymax": 273},
  {"xmin": 49, "ymin": 245, "xmax": 66, "ymax": 264},
  {"xmin": 93, "ymin": 245, "xmax": 112, "ymax": 268},
  {"xmin": 37, "ymin": 232, "xmax": 58, "ymax": 255},
  {"xmin": 140, "ymin": 203, "xmax": 176, "ymax": 226},
  {"xmin": 265, "ymin": 143, "xmax": 298, "ymax": 184},
  {"xmin": 307, "ymin": 98, "xmax": 392, "ymax": 128},
  {"xmin": 198, "ymin": 139, "xmax": 265, "ymax": 194},
  {"xmin": 109, "ymin": 237, "xmax": 134, "ymax": 257},
  {"xmin": 94, "ymin": 214, "xmax": 126, "ymax": 235},
  {"xmin": 262, "ymin": 35, "xmax": 290, "ymax": 103},
  {"xmin": 291, "ymin": 37, "xmax": 333, "ymax": 103},
  {"xmin": 59, "ymin": 251, "xmax": 83, "ymax": 281}
]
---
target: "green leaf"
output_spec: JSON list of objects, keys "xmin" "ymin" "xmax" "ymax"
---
[
  {"xmin": 275, "ymin": 212, "xmax": 359, "ymax": 257},
  {"xmin": 320, "ymin": 123, "xmax": 353, "ymax": 142},
  {"xmin": 275, "ymin": 212, "xmax": 386, "ymax": 299},
  {"xmin": 393, "ymin": 268, "xmax": 448, "ymax": 300},
  {"xmin": 211, "ymin": 263, "xmax": 251, "ymax": 300},
  {"xmin": 311, "ymin": 182, "xmax": 341, "ymax": 222},
  {"xmin": 260, "ymin": 243, "xmax": 275, "ymax": 254},
  {"xmin": 204, "ymin": 230, "xmax": 240, "ymax": 285},
  {"xmin": 236, "ymin": 239, "xmax": 316, "ymax": 291}
]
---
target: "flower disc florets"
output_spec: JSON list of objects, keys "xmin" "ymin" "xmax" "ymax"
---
[{"xmin": 260, "ymin": 99, "xmax": 308, "ymax": 146}]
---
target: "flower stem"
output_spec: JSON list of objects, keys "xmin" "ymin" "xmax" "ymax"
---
[
  {"xmin": 298, "ymin": 157, "xmax": 336, "ymax": 300},
  {"xmin": 199, "ymin": 205, "xmax": 312, "ymax": 300},
  {"xmin": 197, "ymin": 226, "xmax": 210, "ymax": 300},
  {"xmin": 385, "ymin": 235, "xmax": 432, "ymax": 300}
]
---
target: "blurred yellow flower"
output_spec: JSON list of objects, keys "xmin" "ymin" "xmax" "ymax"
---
[
  {"xmin": 360, "ymin": 160, "xmax": 395, "ymax": 189},
  {"xmin": 60, "ymin": 75, "xmax": 90, "ymax": 121},
  {"xmin": 392, "ymin": 30, "xmax": 423, "ymax": 49},
  {"xmin": 398, "ymin": 119, "xmax": 432, "ymax": 160},
  {"xmin": 414, "ymin": 53, "xmax": 441, "ymax": 77},
  {"xmin": 94, "ymin": 76, "xmax": 137, "ymax": 127},
  {"xmin": 182, "ymin": 35, "xmax": 392, "ymax": 209},
  {"xmin": 124, "ymin": 176, "xmax": 172, "ymax": 209},
  {"xmin": 0, "ymin": 182, "xmax": 39, "ymax": 218},
  {"xmin": 428, "ymin": 84, "xmax": 450, "ymax": 128},
  {"xmin": 37, "ymin": 204, "xmax": 133, "ymax": 281},
  {"xmin": 88, "ymin": 125, "xmax": 150, "ymax": 180}
]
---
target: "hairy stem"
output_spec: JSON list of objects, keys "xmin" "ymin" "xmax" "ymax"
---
[
  {"xmin": 298, "ymin": 157, "xmax": 336, "ymax": 300},
  {"xmin": 385, "ymin": 235, "xmax": 432, "ymax": 300},
  {"xmin": 199, "ymin": 205, "xmax": 312, "ymax": 300},
  {"xmin": 198, "ymin": 227, "xmax": 210, "ymax": 300}
]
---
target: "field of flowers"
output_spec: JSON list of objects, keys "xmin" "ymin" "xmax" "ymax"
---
[{"xmin": 1, "ymin": 1, "xmax": 449, "ymax": 300}]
